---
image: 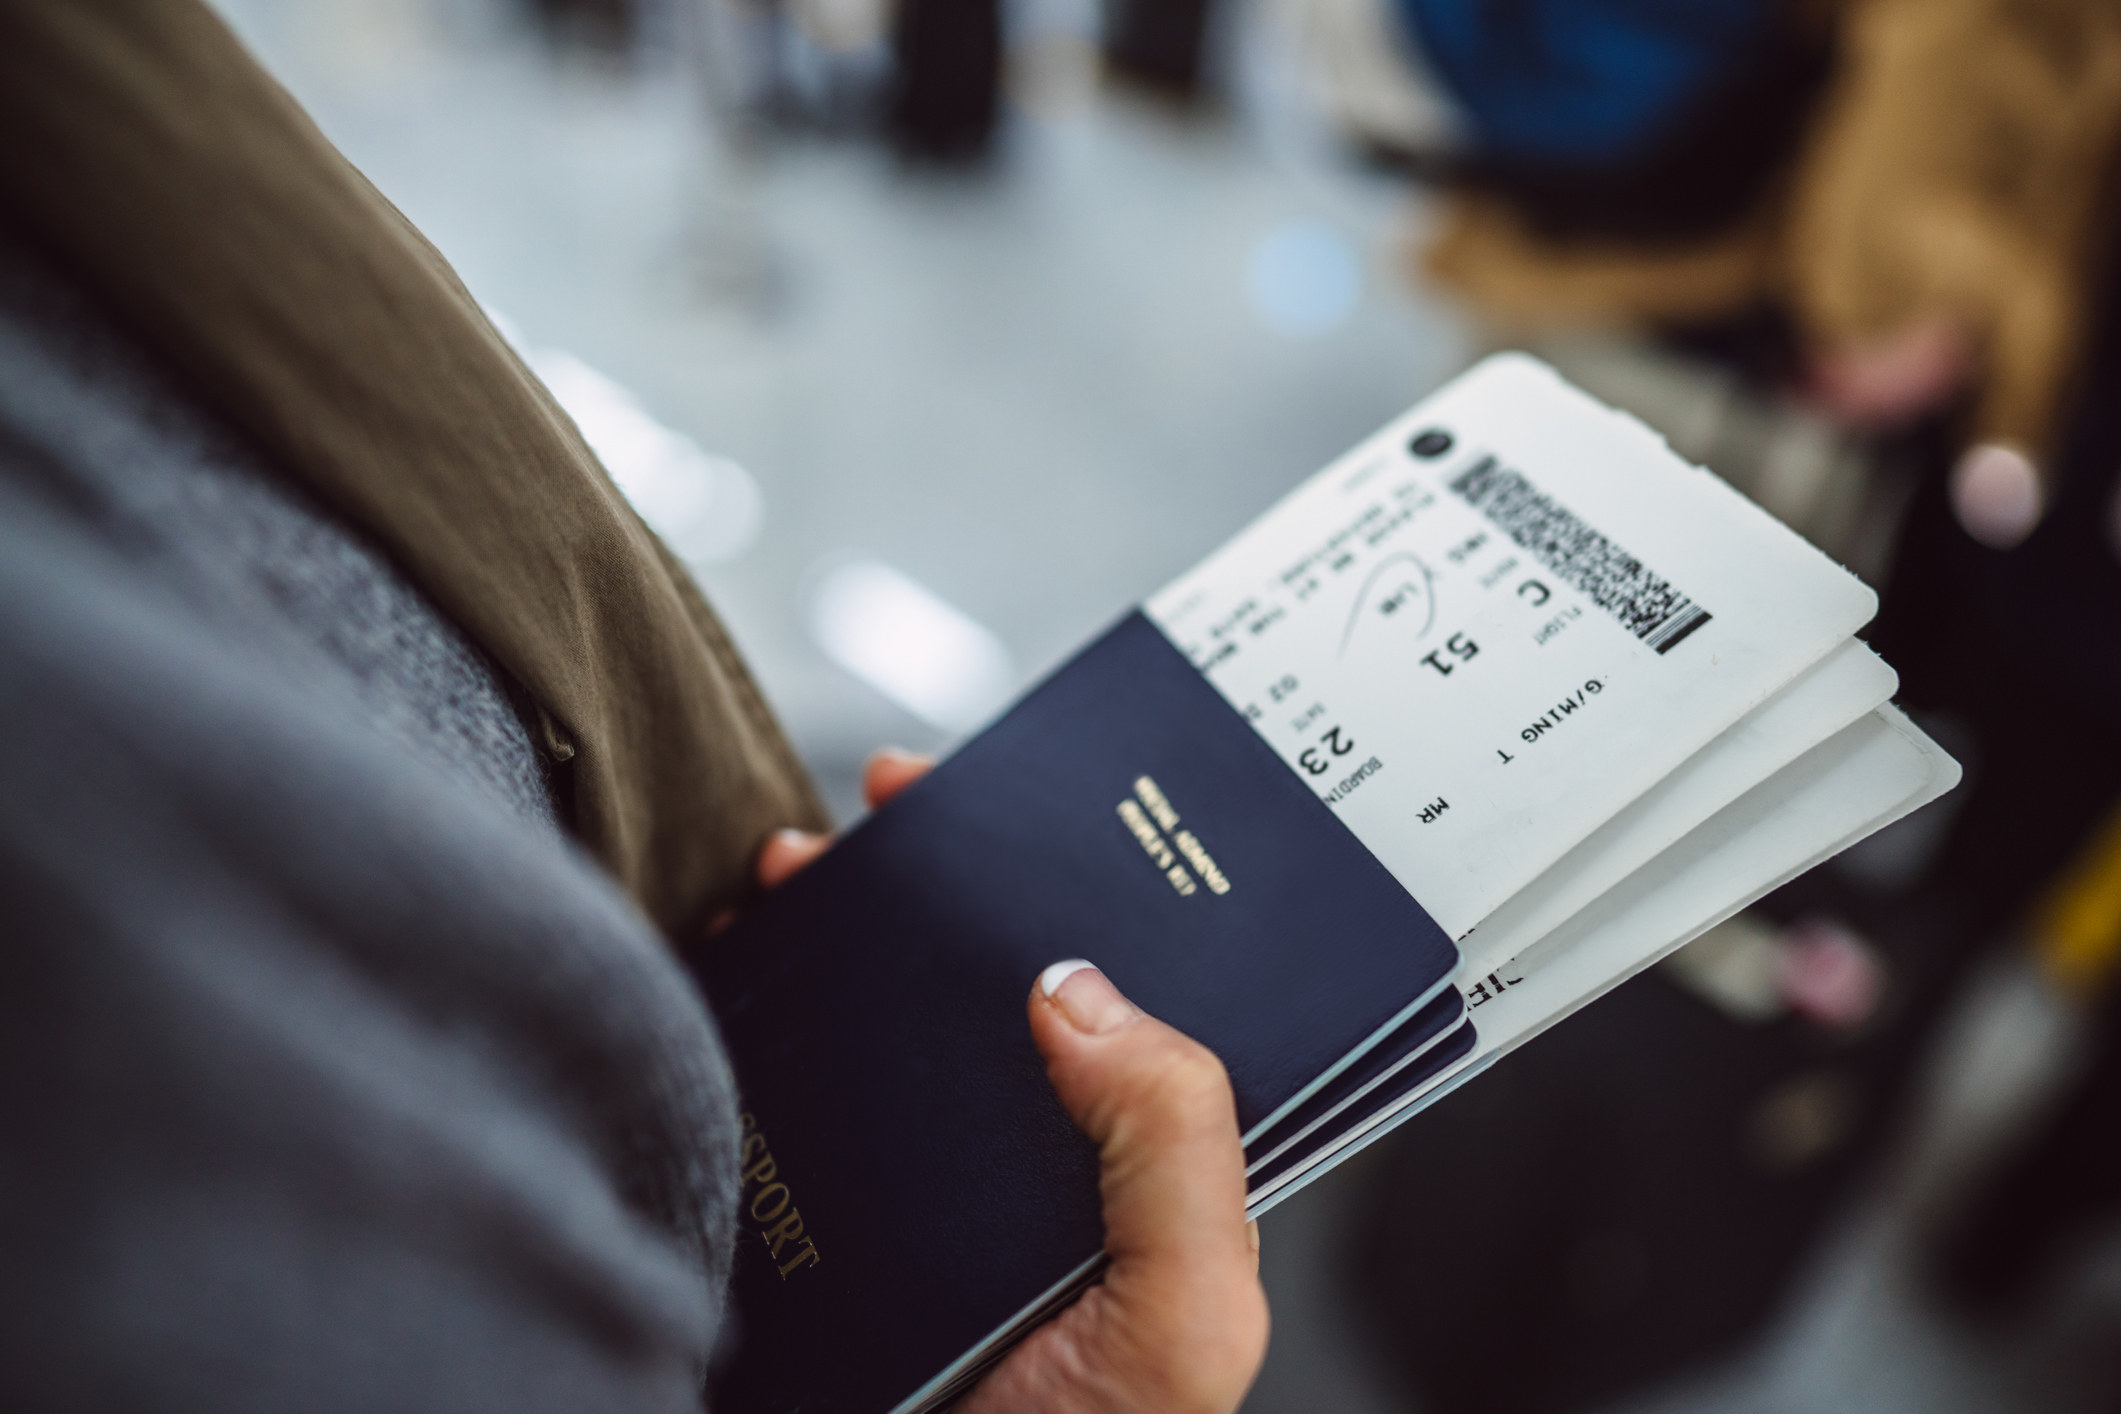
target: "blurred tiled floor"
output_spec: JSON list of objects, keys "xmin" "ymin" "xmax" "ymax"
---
[{"xmin": 212, "ymin": 0, "xmax": 1466, "ymax": 813}]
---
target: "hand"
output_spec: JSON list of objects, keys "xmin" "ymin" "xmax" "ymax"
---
[
  {"xmin": 756, "ymin": 751, "xmax": 1270, "ymax": 1414},
  {"xmin": 751, "ymin": 747, "xmax": 934, "ymax": 885},
  {"xmin": 1806, "ymin": 314, "xmax": 1976, "ymax": 431},
  {"xmin": 960, "ymin": 961, "xmax": 1269, "ymax": 1413}
]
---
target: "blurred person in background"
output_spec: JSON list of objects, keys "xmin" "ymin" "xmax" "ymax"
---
[
  {"xmin": 1275, "ymin": 1, "xmax": 2121, "ymax": 1410},
  {"xmin": 0, "ymin": 2, "xmax": 1268, "ymax": 1410},
  {"xmin": 533, "ymin": 0, "xmax": 1003, "ymax": 161},
  {"xmin": 1297, "ymin": 0, "xmax": 2121, "ymax": 547}
]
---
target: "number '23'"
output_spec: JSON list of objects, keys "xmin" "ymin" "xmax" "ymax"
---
[{"xmin": 1299, "ymin": 726, "xmax": 1354, "ymax": 775}]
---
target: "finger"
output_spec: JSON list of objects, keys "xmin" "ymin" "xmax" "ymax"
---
[
  {"xmin": 755, "ymin": 828, "xmax": 829, "ymax": 889},
  {"xmin": 1016, "ymin": 960, "xmax": 1268, "ymax": 1409},
  {"xmin": 1029, "ymin": 961, "xmax": 1253, "ymax": 1273},
  {"xmin": 1807, "ymin": 315, "xmax": 1974, "ymax": 430},
  {"xmin": 862, "ymin": 748, "xmax": 934, "ymax": 809}
]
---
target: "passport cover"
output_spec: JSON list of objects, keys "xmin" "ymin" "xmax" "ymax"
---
[
  {"xmin": 1247, "ymin": 1017, "xmax": 1479, "ymax": 1197},
  {"xmin": 1244, "ymin": 990, "xmax": 1468, "ymax": 1174},
  {"xmin": 693, "ymin": 611, "xmax": 1458, "ymax": 1414}
]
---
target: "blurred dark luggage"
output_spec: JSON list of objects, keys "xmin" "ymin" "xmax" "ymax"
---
[
  {"xmin": 889, "ymin": 0, "xmax": 1003, "ymax": 160},
  {"xmin": 1338, "ymin": 878, "xmax": 1966, "ymax": 1414},
  {"xmin": 1101, "ymin": 0, "xmax": 1216, "ymax": 98}
]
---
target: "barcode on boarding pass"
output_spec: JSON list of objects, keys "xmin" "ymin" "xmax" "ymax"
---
[{"xmin": 1448, "ymin": 456, "xmax": 1712, "ymax": 655}]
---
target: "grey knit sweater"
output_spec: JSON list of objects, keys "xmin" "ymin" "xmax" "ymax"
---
[{"xmin": 0, "ymin": 230, "xmax": 743, "ymax": 1412}]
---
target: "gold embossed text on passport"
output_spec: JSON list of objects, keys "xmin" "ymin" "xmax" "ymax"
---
[
  {"xmin": 739, "ymin": 1112, "xmax": 821, "ymax": 1277},
  {"xmin": 1115, "ymin": 776, "xmax": 1231, "ymax": 897}
]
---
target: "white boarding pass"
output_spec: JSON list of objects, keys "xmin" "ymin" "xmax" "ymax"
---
[{"xmin": 1146, "ymin": 354, "xmax": 1878, "ymax": 939}]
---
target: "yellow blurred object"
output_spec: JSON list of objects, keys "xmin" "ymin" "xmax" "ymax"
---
[{"xmin": 2034, "ymin": 802, "xmax": 2121, "ymax": 999}]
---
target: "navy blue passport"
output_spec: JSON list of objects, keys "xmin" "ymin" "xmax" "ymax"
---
[
  {"xmin": 1246, "ymin": 1015, "xmax": 1480, "ymax": 1199},
  {"xmin": 1244, "ymin": 991, "xmax": 1467, "ymax": 1173},
  {"xmin": 692, "ymin": 612, "xmax": 1457, "ymax": 1414}
]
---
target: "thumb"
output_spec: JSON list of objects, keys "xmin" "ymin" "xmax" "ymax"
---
[
  {"xmin": 965, "ymin": 960, "xmax": 1265, "ymax": 1413},
  {"xmin": 1030, "ymin": 961, "xmax": 1255, "ymax": 1277}
]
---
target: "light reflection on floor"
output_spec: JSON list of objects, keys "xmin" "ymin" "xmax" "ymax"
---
[{"xmin": 213, "ymin": 0, "xmax": 1464, "ymax": 815}]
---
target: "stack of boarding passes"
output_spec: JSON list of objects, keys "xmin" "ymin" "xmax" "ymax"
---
[
  {"xmin": 1147, "ymin": 354, "xmax": 1958, "ymax": 1211},
  {"xmin": 699, "ymin": 354, "xmax": 1959, "ymax": 1414}
]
